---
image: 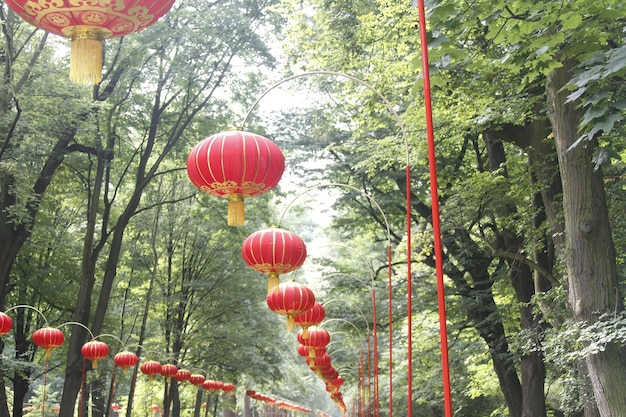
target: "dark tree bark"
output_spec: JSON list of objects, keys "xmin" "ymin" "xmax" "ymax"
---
[{"xmin": 547, "ymin": 62, "xmax": 626, "ymax": 416}]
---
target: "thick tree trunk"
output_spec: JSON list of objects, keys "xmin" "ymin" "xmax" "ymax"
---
[{"xmin": 547, "ymin": 63, "xmax": 626, "ymax": 416}]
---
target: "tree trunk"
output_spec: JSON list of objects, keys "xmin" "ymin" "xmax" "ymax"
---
[{"xmin": 547, "ymin": 62, "xmax": 626, "ymax": 416}]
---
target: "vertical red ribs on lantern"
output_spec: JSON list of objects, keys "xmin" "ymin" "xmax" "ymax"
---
[
  {"xmin": 266, "ymin": 281, "xmax": 315, "ymax": 331},
  {"xmin": 187, "ymin": 131, "xmax": 285, "ymax": 226},
  {"xmin": 242, "ymin": 227, "xmax": 307, "ymax": 291},
  {"xmin": 3, "ymin": 0, "xmax": 176, "ymax": 85}
]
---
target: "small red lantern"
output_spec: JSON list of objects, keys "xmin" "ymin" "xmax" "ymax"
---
[
  {"xmin": 297, "ymin": 326, "xmax": 330, "ymax": 358},
  {"xmin": 0, "ymin": 312, "xmax": 12, "ymax": 336},
  {"xmin": 294, "ymin": 302, "xmax": 325, "ymax": 339},
  {"xmin": 242, "ymin": 227, "xmax": 307, "ymax": 291},
  {"xmin": 140, "ymin": 360, "xmax": 162, "ymax": 381},
  {"xmin": 222, "ymin": 382, "xmax": 235, "ymax": 392},
  {"xmin": 160, "ymin": 363, "xmax": 178, "ymax": 380},
  {"xmin": 32, "ymin": 327, "xmax": 65, "ymax": 357},
  {"xmin": 174, "ymin": 368, "xmax": 191, "ymax": 383},
  {"xmin": 114, "ymin": 351, "xmax": 139, "ymax": 373},
  {"xmin": 266, "ymin": 281, "xmax": 315, "ymax": 331},
  {"xmin": 81, "ymin": 340, "xmax": 109, "ymax": 369},
  {"xmin": 4, "ymin": 0, "xmax": 176, "ymax": 85},
  {"xmin": 186, "ymin": 131, "xmax": 285, "ymax": 226},
  {"xmin": 189, "ymin": 374, "xmax": 206, "ymax": 387}
]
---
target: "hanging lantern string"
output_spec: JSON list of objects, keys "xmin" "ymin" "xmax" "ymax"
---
[
  {"xmin": 241, "ymin": 71, "xmax": 413, "ymax": 417},
  {"xmin": 276, "ymin": 182, "xmax": 390, "ymax": 417}
]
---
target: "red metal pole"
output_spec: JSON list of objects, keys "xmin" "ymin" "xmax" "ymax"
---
[
  {"xmin": 415, "ymin": 0, "xmax": 453, "ymax": 415},
  {"xmin": 387, "ymin": 244, "xmax": 393, "ymax": 417}
]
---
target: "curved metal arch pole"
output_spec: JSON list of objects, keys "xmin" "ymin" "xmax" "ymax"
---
[
  {"xmin": 415, "ymin": 1, "xmax": 452, "ymax": 415},
  {"xmin": 241, "ymin": 71, "xmax": 414, "ymax": 417}
]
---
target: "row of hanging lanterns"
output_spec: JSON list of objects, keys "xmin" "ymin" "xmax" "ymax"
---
[
  {"xmin": 3, "ymin": 0, "xmax": 177, "ymax": 85},
  {"xmin": 245, "ymin": 390, "xmax": 312, "ymax": 414}
]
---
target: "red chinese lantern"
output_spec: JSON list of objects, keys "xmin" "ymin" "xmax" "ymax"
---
[
  {"xmin": 222, "ymin": 382, "xmax": 235, "ymax": 392},
  {"xmin": 32, "ymin": 327, "xmax": 65, "ymax": 357},
  {"xmin": 3, "ymin": 0, "xmax": 176, "ymax": 85},
  {"xmin": 140, "ymin": 360, "xmax": 162, "ymax": 381},
  {"xmin": 294, "ymin": 302, "xmax": 325, "ymax": 339},
  {"xmin": 174, "ymin": 368, "xmax": 191, "ymax": 383},
  {"xmin": 186, "ymin": 131, "xmax": 285, "ymax": 226},
  {"xmin": 266, "ymin": 281, "xmax": 315, "ymax": 331},
  {"xmin": 114, "ymin": 351, "xmax": 139, "ymax": 373},
  {"xmin": 189, "ymin": 374, "xmax": 205, "ymax": 387},
  {"xmin": 81, "ymin": 340, "xmax": 109, "ymax": 369},
  {"xmin": 242, "ymin": 227, "xmax": 307, "ymax": 291},
  {"xmin": 160, "ymin": 363, "xmax": 178, "ymax": 380},
  {"xmin": 0, "ymin": 312, "xmax": 12, "ymax": 336},
  {"xmin": 297, "ymin": 326, "xmax": 330, "ymax": 358}
]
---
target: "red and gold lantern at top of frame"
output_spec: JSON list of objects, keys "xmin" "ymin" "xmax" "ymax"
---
[{"xmin": 3, "ymin": 0, "xmax": 176, "ymax": 85}]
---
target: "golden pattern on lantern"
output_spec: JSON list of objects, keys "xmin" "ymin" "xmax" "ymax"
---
[{"xmin": 4, "ymin": 0, "xmax": 176, "ymax": 85}]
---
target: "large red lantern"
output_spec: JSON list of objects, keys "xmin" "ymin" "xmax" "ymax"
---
[
  {"xmin": 297, "ymin": 326, "xmax": 330, "ymax": 358},
  {"xmin": 81, "ymin": 340, "xmax": 109, "ymax": 369},
  {"xmin": 242, "ymin": 227, "xmax": 307, "ymax": 291},
  {"xmin": 294, "ymin": 302, "xmax": 325, "ymax": 339},
  {"xmin": 0, "ymin": 312, "xmax": 12, "ymax": 336},
  {"xmin": 140, "ymin": 360, "xmax": 162, "ymax": 381},
  {"xmin": 266, "ymin": 281, "xmax": 315, "ymax": 331},
  {"xmin": 32, "ymin": 327, "xmax": 65, "ymax": 357},
  {"xmin": 114, "ymin": 351, "xmax": 139, "ymax": 373},
  {"xmin": 186, "ymin": 131, "xmax": 285, "ymax": 226},
  {"xmin": 3, "ymin": 0, "xmax": 176, "ymax": 85}
]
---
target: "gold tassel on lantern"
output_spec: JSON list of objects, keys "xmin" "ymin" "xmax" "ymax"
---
[
  {"xmin": 287, "ymin": 316, "xmax": 296, "ymax": 331},
  {"xmin": 267, "ymin": 272, "xmax": 280, "ymax": 292},
  {"xmin": 70, "ymin": 26, "xmax": 105, "ymax": 86},
  {"xmin": 227, "ymin": 194, "xmax": 245, "ymax": 226}
]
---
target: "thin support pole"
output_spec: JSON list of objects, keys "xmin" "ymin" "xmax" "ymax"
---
[{"xmin": 415, "ymin": 0, "xmax": 453, "ymax": 415}]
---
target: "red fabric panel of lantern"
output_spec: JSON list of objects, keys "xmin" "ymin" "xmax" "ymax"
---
[
  {"xmin": 0, "ymin": 312, "xmax": 12, "ymax": 336},
  {"xmin": 114, "ymin": 351, "xmax": 139, "ymax": 369},
  {"xmin": 187, "ymin": 131, "xmax": 284, "ymax": 199},
  {"xmin": 3, "ymin": 0, "xmax": 176, "ymax": 39},
  {"xmin": 266, "ymin": 281, "xmax": 315, "ymax": 330},
  {"xmin": 140, "ymin": 360, "xmax": 162, "ymax": 377},
  {"xmin": 222, "ymin": 382, "xmax": 235, "ymax": 392},
  {"xmin": 160, "ymin": 364, "xmax": 178, "ymax": 378},
  {"xmin": 174, "ymin": 369, "xmax": 191, "ymax": 382},
  {"xmin": 189, "ymin": 374, "xmax": 206, "ymax": 386},
  {"xmin": 242, "ymin": 228, "xmax": 307, "ymax": 276},
  {"xmin": 81, "ymin": 340, "xmax": 109, "ymax": 368},
  {"xmin": 32, "ymin": 327, "xmax": 65, "ymax": 350},
  {"xmin": 294, "ymin": 301, "xmax": 325, "ymax": 327}
]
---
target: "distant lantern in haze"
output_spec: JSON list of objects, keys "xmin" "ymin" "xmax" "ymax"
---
[
  {"xmin": 3, "ymin": 0, "xmax": 176, "ymax": 85},
  {"xmin": 186, "ymin": 130, "xmax": 285, "ymax": 226},
  {"xmin": 242, "ymin": 227, "xmax": 307, "ymax": 291}
]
